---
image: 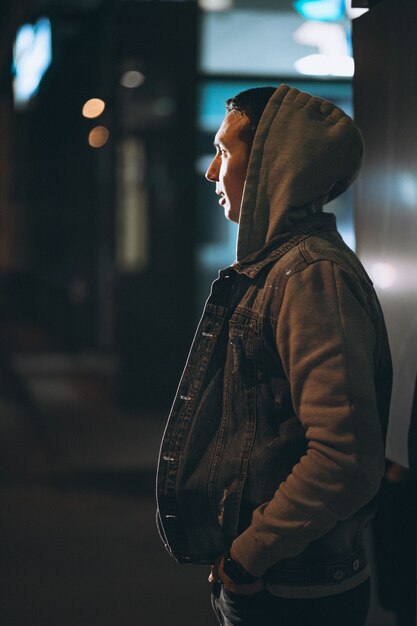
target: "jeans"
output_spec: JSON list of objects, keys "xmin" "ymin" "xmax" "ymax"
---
[{"xmin": 211, "ymin": 578, "xmax": 371, "ymax": 626}]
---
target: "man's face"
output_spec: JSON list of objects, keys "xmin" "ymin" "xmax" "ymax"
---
[{"xmin": 205, "ymin": 112, "xmax": 251, "ymax": 224}]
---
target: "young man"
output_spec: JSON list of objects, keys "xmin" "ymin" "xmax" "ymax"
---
[{"xmin": 156, "ymin": 85, "xmax": 392, "ymax": 626}]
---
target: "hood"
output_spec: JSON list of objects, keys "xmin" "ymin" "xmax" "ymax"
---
[{"xmin": 236, "ymin": 84, "xmax": 364, "ymax": 262}]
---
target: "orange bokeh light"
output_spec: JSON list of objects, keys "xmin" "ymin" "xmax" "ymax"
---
[
  {"xmin": 82, "ymin": 98, "xmax": 105, "ymax": 119},
  {"xmin": 88, "ymin": 126, "xmax": 109, "ymax": 148}
]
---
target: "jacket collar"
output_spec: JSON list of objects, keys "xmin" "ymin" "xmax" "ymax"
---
[{"xmin": 231, "ymin": 213, "xmax": 337, "ymax": 279}]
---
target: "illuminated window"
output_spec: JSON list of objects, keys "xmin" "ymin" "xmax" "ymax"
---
[{"xmin": 12, "ymin": 17, "xmax": 52, "ymax": 109}]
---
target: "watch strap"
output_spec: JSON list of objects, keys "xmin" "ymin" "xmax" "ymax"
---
[{"xmin": 223, "ymin": 550, "xmax": 259, "ymax": 585}]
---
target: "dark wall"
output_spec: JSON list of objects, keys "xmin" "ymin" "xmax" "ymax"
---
[
  {"xmin": 112, "ymin": 1, "xmax": 198, "ymax": 410},
  {"xmin": 13, "ymin": 11, "xmax": 103, "ymax": 350},
  {"xmin": 10, "ymin": 1, "xmax": 198, "ymax": 410},
  {"xmin": 352, "ymin": 0, "xmax": 417, "ymax": 470}
]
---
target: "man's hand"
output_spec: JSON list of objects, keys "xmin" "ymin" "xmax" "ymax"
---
[{"xmin": 208, "ymin": 552, "xmax": 264, "ymax": 595}]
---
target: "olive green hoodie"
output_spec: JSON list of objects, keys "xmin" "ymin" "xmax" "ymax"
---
[{"xmin": 237, "ymin": 84, "xmax": 364, "ymax": 261}]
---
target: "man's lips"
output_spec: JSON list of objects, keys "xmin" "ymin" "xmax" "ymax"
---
[{"xmin": 218, "ymin": 194, "xmax": 226, "ymax": 206}]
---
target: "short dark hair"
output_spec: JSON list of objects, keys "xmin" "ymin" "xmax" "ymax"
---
[{"xmin": 226, "ymin": 86, "xmax": 276, "ymax": 146}]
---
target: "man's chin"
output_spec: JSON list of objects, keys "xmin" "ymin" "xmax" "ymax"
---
[{"xmin": 224, "ymin": 206, "xmax": 239, "ymax": 224}]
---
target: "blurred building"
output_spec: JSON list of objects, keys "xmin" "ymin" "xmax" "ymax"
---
[{"xmin": 0, "ymin": 0, "xmax": 360, "ymax": 411}]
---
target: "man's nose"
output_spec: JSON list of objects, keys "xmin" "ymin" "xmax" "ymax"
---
[{"xmin": 205, "ymin": 156, "xmax": 219, "ymax": 182}]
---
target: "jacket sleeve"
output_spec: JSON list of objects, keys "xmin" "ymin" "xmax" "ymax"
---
[{"xmin": 231, "ymin": 259, "xmax": 386, "ymax": 577}]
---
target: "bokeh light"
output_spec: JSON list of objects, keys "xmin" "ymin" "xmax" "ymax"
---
[
  {"xmin": 120, "ymin": 70, "xmax": 146, "ymax": 89},
  {"xmin": 88, "ymin": 125, "xmax": 109, "ymax": 148},
  {"xmin": 82, "ymin": 98, "xmax": 105, "ymax": 119}
]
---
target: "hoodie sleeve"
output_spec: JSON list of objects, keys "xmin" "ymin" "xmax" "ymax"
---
[{"xmin": 231, "ymin": 259, "xmax": 386, "ymax": 577}]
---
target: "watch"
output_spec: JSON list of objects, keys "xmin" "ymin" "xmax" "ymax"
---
[{"xmin": 222, "ymin": 550, "xmax": 259, "ymax": 585}]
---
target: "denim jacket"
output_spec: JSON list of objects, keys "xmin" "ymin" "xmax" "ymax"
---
[
  {"xmin": 157, "ymin": 85, "xmax": 392, "ymax": 597},
  {"xmin": 157, "ymin": 212, "xmax": 392, "ymax": 595}
]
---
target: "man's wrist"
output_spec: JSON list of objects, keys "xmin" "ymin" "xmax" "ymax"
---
[{"xmin": 222, "ymin": 550, "xmax": 259, "ymax": 585}]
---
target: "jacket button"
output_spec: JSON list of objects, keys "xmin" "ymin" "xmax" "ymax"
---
[
  {"xmin": 333, "ymin": 570, "xmax": 344, "ymax": 581},
  {"xmin": 352, "ymin": 559, "xmax": 360, "ymax": 571}
]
